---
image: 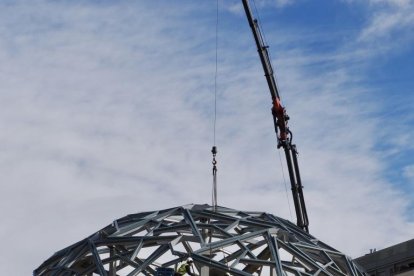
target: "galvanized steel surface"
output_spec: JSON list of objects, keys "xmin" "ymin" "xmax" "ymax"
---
[{"xmin": 34, "ymin": 204, "xmax": 365, "ymax": 275}]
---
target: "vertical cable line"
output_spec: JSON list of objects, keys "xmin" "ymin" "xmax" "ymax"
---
[
  {"xmin": 278, "ymin": 151, "xmax": 293, "ymax": 221},
  {"xmin": 211, "ymin": 0, "xmax": 219, "ymax": 212},
  {"xmin": 213, "ymin": 0, "xmax": 218, "ymax": 147}
]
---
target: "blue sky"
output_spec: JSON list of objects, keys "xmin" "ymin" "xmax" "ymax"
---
[{"xmin": 0, "ymin": 0, "xmax": 413, "ymax": 275}]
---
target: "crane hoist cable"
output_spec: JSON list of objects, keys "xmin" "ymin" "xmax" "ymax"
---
[
  {"xmin": 278, "ymin": 150, "xmax": 294, "ymax": 221},
  {"xmin": 211, "ymin": 0, "xmax": 219, "ymax": 212},
  {"xmin": 212, "ymin": 146, "xmax": 218, "ymax": 211}
]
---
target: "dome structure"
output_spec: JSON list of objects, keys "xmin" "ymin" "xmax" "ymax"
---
[{"xmin": 35, "ymin": 204, "xmax": 365, "ymax": 276}]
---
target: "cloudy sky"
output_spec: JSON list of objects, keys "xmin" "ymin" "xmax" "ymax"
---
[{"xmin": 1, "ymin": 0, "xmax": 413, "ymax": 274}]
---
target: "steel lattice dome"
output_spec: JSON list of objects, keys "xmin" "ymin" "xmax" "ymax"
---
[{"xmin": 34, "ymin": 204, "xmax": 365, "ymax": 276}]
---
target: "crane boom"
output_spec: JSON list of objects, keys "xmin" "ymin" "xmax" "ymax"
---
[{"xmin": 242, "ymin": 0, "xmax": 310, "ymax": 233}]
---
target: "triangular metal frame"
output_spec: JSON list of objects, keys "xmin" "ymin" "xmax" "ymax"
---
[{"xmin": 34, "ymin": 204, "xmax": 366, "ymax": 276}]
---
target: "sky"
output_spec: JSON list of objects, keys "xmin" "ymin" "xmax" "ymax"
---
[{"xmin": 0, "ymin": 0, "xmax": 413, "ymax": 275}]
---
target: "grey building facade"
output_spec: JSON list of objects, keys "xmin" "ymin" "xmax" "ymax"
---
[{"xmin": 354, "ymin": 239, "xmax": 414, "ymax": 276}]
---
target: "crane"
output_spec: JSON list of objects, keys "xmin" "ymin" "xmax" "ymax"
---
[{"xmin": 241, "ymin": 0, "xmax": 310, "ymax": 233}]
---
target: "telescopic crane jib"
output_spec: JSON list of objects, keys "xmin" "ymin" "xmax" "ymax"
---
[{"xmin": 241, "ymin": 0, "xmax": 310, "ymax": 233}]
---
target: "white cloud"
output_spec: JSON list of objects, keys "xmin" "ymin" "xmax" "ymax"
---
[
  {"xmin": 275, "ymin": 0, "xmax": 295, "ymax": 8},
  {"xmin": 256, "ymin": 0, "xmax": 295, "ymax": 8},
  {"xmin": 403, "ymin": 164, "xmax": 414, "ymax": 180},
  {"xmin": 358, "ymin": 0, "xmax": 414, "ymax": 42},
  {"xmin": 225, "ymin": 2, "xmax": 244, "ymax": 15},
  {"xmin": 224, "ymin": 0, "xmax": 294, "ymax": 15},
  {"xmin": 0, "ymin": 1, "xmax": 413, "ymax": 275}
]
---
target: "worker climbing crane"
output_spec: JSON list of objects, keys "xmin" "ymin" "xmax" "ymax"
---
[{"xmin": 242, "ymin": 0, "xmax": 310, "ymax": 233}]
